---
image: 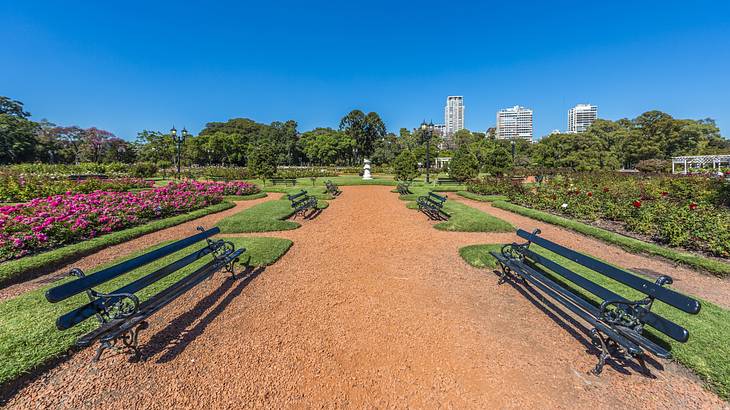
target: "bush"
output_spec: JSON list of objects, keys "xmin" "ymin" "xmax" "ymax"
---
[
  {"xmin": 392, "ymin": 150, "xmax": 419, "ymax": 181},
  {"xmin": 130, "ymin": 162, "xmax": 158, "ymax": 178},
  {"xmin": 448, "ymin": 146, "xmax": 479, "ymax": 181},
  {"xmin": 248, "ymin": 145, "xmax": 277, "ymax": 181},
  {"xmin": 636, "ymin": 159, "xmax": 670, "ymax": 173}
]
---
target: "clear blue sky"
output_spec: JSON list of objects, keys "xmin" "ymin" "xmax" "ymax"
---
[{"xmin": 1, "ymin": 0, "xmax": 729, "ymax": 140}]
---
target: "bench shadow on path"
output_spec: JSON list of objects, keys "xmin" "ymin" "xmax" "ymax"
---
[
  {"xmin": 141, "ymin": 265, "xmax": 266, "ymax": 364},
  {"xmin": 492, "ymin": 269, "xmax": 663, "ymax": 377}
]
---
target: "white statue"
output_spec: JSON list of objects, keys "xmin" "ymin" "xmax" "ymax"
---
[{"xmin": 362, "ymin": 158, "xmax": 373, "ymax": 180}]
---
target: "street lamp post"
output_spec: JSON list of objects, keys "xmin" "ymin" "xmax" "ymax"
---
[
  {"xmin": 170, "ymin": 126, "xmax": 188, "ymax": 179},
  {"xmin": 420, "ymin": 121, "xmax": 434, "ymax": 183}
]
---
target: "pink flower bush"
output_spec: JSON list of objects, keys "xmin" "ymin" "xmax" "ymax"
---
[{"xmin": 0, "ymin": 181, "xmax": 258, "ymax": 262}]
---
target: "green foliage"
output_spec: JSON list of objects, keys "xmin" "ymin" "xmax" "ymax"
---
[
  {"xmin": 635, "ymin": 158, "xmax": 670, "ymax": 173},
  {"xmin": 470, "ymin": 139, "xmax": 514, "ymax": 175},
  {"xmin": 392, "ymin": 150, "xmax": 419, "ymax": 181},
  {"xmin": 130, "ymin": 162, "xmax": 158, "ymax": 178},
  {"xmin": 456, "ymin": 191, "xmax": 509, "ymax": 202},
  {"xmin": 448, "ymin": 145, "xmax": 479, "ymax": 181},
  {"xmin": 0, "ymin": 236, "xmax": 291, "ymax": 387},
  {"xmin": 248, "ymin": 144, "xmax": 278, "ymax": 181},
  {"xmin": 339, "ymin": 110, "xmax": 386, "ymax": 160}
]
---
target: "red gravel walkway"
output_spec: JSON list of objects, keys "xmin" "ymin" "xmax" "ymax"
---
[{"xmin": 4, "ymin": 186, "xmax": 725, "ymax": 408}]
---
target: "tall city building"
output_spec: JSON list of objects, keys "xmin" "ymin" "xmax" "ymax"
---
[
  {"xmin": 568, "ymin": 104, "xmax": 598, "ymax": 133},
  {"xmin": 444, "ymin": 96, "xmax": 465, "ymax": 135},
  {"xmin": 496, "ymin": 105, "xmax": 533, "ymax": 141}
]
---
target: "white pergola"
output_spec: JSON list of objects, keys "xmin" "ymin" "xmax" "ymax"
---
[{"xmin": 671, "ymin": 154, "xmax": 730, "ymax": 174}]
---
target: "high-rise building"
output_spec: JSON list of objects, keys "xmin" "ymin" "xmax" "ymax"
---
[
  {"xmin": 567, "ymin": 104, "xmax": 598, "ymax": 133},
  {"xmin": 444, "ymin": 96, "xmax": 464, "ymax": 135},
  {"xmin": 496, "ymin": 105, "xmax": 533, "ymax": 141}
]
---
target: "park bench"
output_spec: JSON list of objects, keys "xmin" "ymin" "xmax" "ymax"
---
[
  {"xmin": 45, "ymin": 226, "xmax": 245, "ymax": 362},
  {"xmin": 270, "ymin": 178, "xmax": 297, "ymax": 186},
  {"xmin": 324, "ymin": 180, "xmax": 341, "ymax": 196},
  {"xmin": 490, "ymin": 228, "xmax": 701, "ymax": 375},
  {"xmin": 287, "ymin": 190, "xmax": 318, "ymax": 217},
  {"xmin": 396, "ymin": 182, "xmax": 412, "ymax": 195},
  {"xmin": 416, "ymin": 191, "xmax": 450, "ymax": 220},
  {"xmin": 435, "ymin": 177, "xmax": 459, "ymax": 185}
]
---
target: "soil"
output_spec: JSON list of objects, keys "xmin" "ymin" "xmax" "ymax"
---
[{"xmin": 3, "ymin": 186, "xmax": 728, "ymax": 408}]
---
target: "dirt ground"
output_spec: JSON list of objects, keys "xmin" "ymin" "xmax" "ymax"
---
[{"xmin": 4, "ymin": 186, "xmax": 728, "ymax": 408}]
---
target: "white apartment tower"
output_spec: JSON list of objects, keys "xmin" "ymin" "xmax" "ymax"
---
[
  {"xmin": 496, "ymin": 105, "xmax": 533, "ymax": 141},
  {"xmin": 444, "ymin": 96, "xmax": 464, "ymax": 135},
  {"xmin": 568, "ymin": 104, "xmax": 598, "ymax": 133}
]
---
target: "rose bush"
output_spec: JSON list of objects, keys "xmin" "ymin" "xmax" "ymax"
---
[
  {"xmin": 0, "ymin": 181, "xmax": 258, "ymax": 261},
  {"xmin": 0, "ymin": 173, "xmax": 154, "ymax": 203}
]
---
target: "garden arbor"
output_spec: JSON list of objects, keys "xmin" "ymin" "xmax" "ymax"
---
[{"xmin": 671, "ymin": 154, "xmax": 730, "ymax": 174}]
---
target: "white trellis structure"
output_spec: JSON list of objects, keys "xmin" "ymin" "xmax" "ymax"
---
[{"xmin": 671, "ymin": 154, "xmax": 730, "ymax": 174}]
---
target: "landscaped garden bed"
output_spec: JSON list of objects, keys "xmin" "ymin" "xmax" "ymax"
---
[{"xmin": 0, "ymin": 173, "xmax": 154, "ymax": 203}]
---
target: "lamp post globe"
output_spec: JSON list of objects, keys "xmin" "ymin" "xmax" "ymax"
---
[{"xmin": 171, "ymin": 125, "xmax": 187, "ymax": 179}]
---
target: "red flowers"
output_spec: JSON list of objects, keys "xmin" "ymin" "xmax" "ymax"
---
[
  {"xmin": 587, "ymin": 192, "xmax": 593, "ymax": 197},
  {"xmin": 661, "ymin": 192, "xmax": 669, "ymax": 197},
  {"xmin": 632, "ymin": 200, "xmax": 642, "ymax": 208},
  {"xmin": 603, "ymin": 187, "xmax": 609, "ymax": 193},
  {"xmin": 689, "ymin": 202, "xmax": 698, "ymax": 210}
]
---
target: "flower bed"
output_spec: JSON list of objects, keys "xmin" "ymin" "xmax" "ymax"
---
[
  {"xmin": 0, "ymin": 172, "xmax": 154, "ymax": 203},
  {"xmin": 469, "ymin": 173, "xmax": 730, "ymax": 258},
  {"xmin": 219, "ymin": 181, "xmax": 261, "ymax": 196},
  {"xmin": 0, "ymin": 181, "xmax": 254, "ymax": 262}
]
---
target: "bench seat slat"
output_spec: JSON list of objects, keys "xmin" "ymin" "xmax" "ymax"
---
[
  {"xmin": 520, "ymin": 247, "xmax": 689, "ymax": 342},
  {"xmin": 46, "ymin": 228, "xmax": 220, "ymax": 303},
  {"xmin": 56, "ymin": 245, "xmax": 221, "ymax": 331},
  {"xmin": 516, "ymin": 229, "xmax": 700, "ymax": 315},
  {"xmin": 500, "ymin": 256, "xmax": 645, "ymax": 357}
]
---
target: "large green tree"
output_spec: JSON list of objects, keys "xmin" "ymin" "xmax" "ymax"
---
[
  {"xmin": 339, "ymin": 110, "xmax": 386, "ymax": 161},
  {"xmin": 0, "ymin": 97, "xmax": 39, "ymax": 164}
]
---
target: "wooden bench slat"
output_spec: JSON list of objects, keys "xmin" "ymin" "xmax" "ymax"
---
[
  {"xmin": 516, "ymin": 229, "xmax": 700, "ymax": 314},
  {"xmin": 45, "ymin": 228, "xmax": 220, "ymax": 303}
]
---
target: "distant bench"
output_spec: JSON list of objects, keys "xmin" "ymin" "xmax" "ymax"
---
[
  {"xmin": 270, "ymin": 178, "xmax": 297, "ymax": 186},
  {"xmin": 45, "ymin": 227, "xmax": 245, "ymax": 362},
  {"xmin": 287, "ymin": 190, "xmax": 318, "ymax": 217},
  {"xmin": 416, "ymin": 191, "xmax": 450, "ymax": 220},
  {"xmin": 491, "ymin": 228, "xmax": 701, "ymax": 375},
  {"xmin": 396, "ymin": 182, "xmax": 412, "ymax": 195},
  {"xmin": 324, "ymin": 180, "xmax": 341, "ymax": 196},
  {"xmin": 435, "ymin": 177, "xmax": 459, "ymax": 185}
]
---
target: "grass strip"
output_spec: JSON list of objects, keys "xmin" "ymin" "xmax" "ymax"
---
[
  {"xmin": 491, "ymin": 201, "xmax": 730, "ymax": 277},
  {"xmin": 218, "ymin": 199, "xmax": 329, "ymax": 233},
  {"xmin": 223, "ymin": 192, "xmax": 268, "ymax": 201},
  {"xmin": 0, "ymin": 202, "xmax": 236, "ymax": 287},
  {"xmin": 456, "ymin": 191, "xmax": 509, "ymax": 202},
  {"xmin": 0, "ymin": 236, "xmax": 292, "ymax": 388},
  {"xmin": 459, "ymin": 243, "xmax": 730, "ymax": 399}
]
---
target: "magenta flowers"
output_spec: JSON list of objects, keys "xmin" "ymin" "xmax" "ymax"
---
[{"xmin": 0, "ymin": 181, "xmax": 258, "ymax": 262}]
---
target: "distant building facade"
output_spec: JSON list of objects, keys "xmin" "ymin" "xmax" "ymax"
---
[
  {"xmin": 444, "ymin": 96, "xmax": 464, "ymax": 136},
  {"xmin": 496, "ymin": 105, "xmax": 533, "ymax": 141},
  {"xmin": 567, "ymin": 104, "xmax": 598, "ymax": 133}
]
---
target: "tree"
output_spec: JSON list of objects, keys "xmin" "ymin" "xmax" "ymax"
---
[
  {"xmin": 136, "ymin": 130, "xmax": 176, "ymax": 164},
  {"xmin": 248, "ymin": 143, "xmax": 277, "ymax": 181},
  {"xmin": 339, "ymin": 110, "xmax": 386, "ymax": 161},
  {"xmin": 448, "ymin": 145, "xmax": 479, "ymax": 181},
  {"xmin": 452, "ymin": 129, "xmax": 477, "ymax": 148},
  {"xmin": 392, "ymin": 150, "xmax": 419, "ymax": 181},
  {"xmin": 0, "ymin": 96, "xmax": 38, "ymax": 164},
  {"xmin": 0, "ymin": 97, "xmax": 30, "ymax": 118}
]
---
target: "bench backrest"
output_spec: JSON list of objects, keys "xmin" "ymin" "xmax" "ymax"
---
[
  {"xmin": 287, "ymin": 190, "xmax": 308, "ymax": 201},
  {"xmin": 428, "ymin": 192, "xmax": 447, "ymax": 203},
  {"xmin": 45, "ymin": 228, "xmax": 221, "ymax": 304},
  {"xmin": 515, "ymin": 229, "xmax": 700, "ymax": 342}
]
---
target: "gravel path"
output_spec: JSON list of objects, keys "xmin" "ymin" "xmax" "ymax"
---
[
  {"xmin": 4, "ymin": 186, "xmax": 726, "ymax": 408},
  {"xmin": 452, "ymin": 196, "xmax": 730, "ymax": 310},
  {"xmin": 0, "ymin": 196, "xmax": 274, "ymax": 302}
]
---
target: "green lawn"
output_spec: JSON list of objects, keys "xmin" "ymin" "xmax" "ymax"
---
[
  {"xmin": 491, "ymin": 201, "xmax": 730, "ymax": 277},
  {"xmin": 459, "ymin": 243, "xmax": 730, "ymax": 400},
  {"xmin": 223, "ymin": 192, "xmax": 268, "ymax": 201},
  {"xmin": 0, "ymin": 202, "xmax": 236, "ymax": 287},
  {"xmin": 399, "ymin": 187, "xmax": 513, "ymax": 233},
  {"xmin": 0, "ymin": 236, "xmax": 292, "ymax": 387},
  {"xmin": 217, "ymin": 198, "xmax": 329, "ymax": 233},
  {"xmin": 456, "ymin": 191, "xmax": 509, "ymax": 202}
]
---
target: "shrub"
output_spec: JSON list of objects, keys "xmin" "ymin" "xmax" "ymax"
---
[
  {"xmin": 248, "ymin": 144, "xmax": 277, "ymax": 181},
  {"xmin": 448, "ymin": 146, "xmax": 479, "ymax": 181},
  {"xmin": 392, "ymin": 150, "xmax": 419, "ymax": 181},
  {"xmin": 635, "ymin": 159, "xmax": 670, "ymax": 173},
  {"xmin": 130, "ymin": 162, "xmax": 158, "ymax": 178}
]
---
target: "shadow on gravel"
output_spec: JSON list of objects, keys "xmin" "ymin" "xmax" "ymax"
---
[
  {"xmin": 142, "ymin": 265, "xmax": 266, "ymax": 363},
  {"xmin": 493, "ymin": 269, "xmax": 663, "ymax": 377},
  {"xmin": 303, "ymin": 208, "xmax": 323, "ymax": 220}
]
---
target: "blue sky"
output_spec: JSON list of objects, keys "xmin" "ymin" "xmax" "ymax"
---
[{"xmin": 1, "ymin": 0, "xmax": 729, "ymax": 140}]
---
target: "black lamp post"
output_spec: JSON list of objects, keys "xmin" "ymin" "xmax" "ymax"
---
[
  {"xmin": 420, "ymin": 120, "xmax": 434, "ymax": 183},
  {"xmin": 170, "ymin": 126, "xmax": 188, "ymax": 179}
]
